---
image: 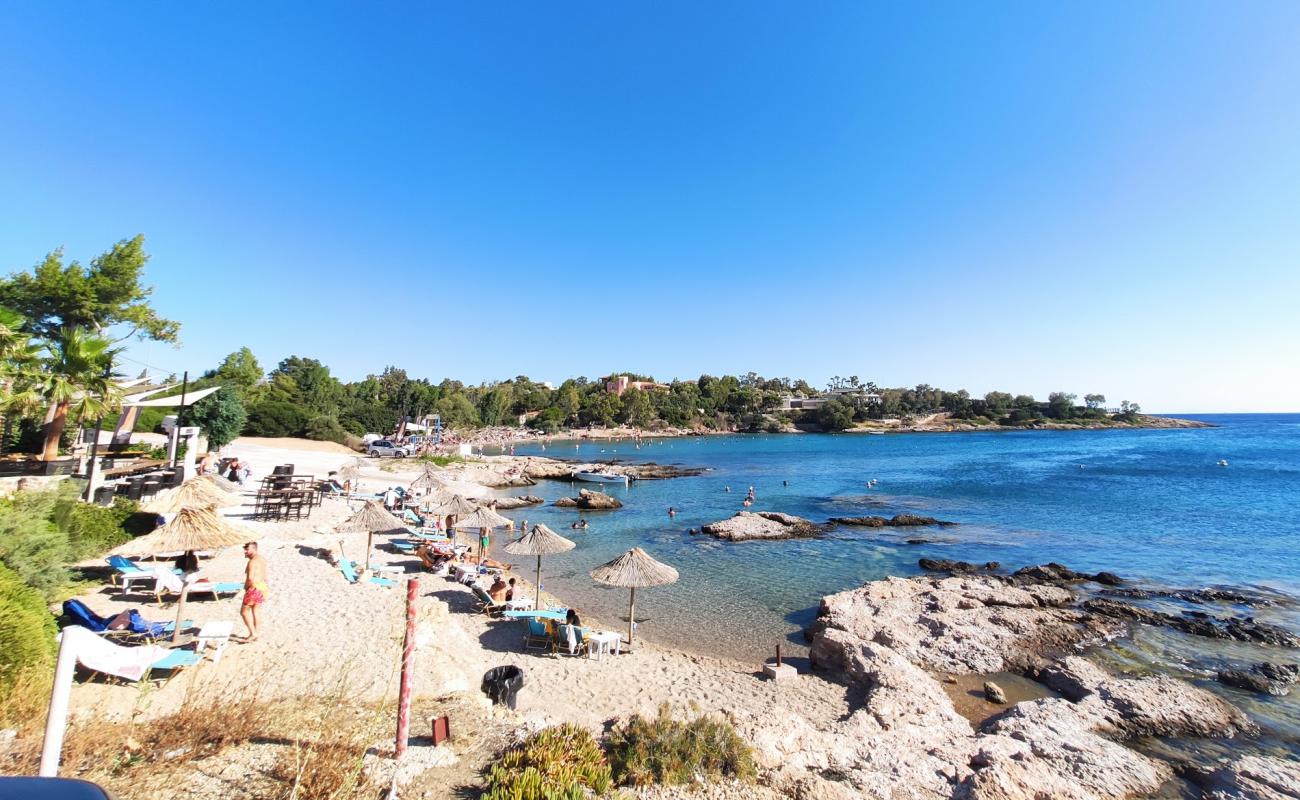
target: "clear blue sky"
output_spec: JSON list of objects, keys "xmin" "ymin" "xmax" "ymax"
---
[{"xmin": 2, "ymin": 3, "xmax": 1298, "ymax": 412}]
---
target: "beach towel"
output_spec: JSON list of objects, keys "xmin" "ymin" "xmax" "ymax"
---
[{"xmin": 62, "ymin": 626, "xmax": 169, "ymax": 682}]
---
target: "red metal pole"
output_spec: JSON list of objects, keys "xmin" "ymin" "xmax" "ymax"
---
[{"xmin": 396, "ymin": 577, "xmax": 419, "ymax": 758}]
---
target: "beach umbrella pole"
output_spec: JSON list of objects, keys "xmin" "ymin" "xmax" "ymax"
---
[
  {"xmin": 535, "ymin": 554, "xmax": 542, "ymax": 609},
  {"xmin": 627, "ymin": 586, "xmax": 636, "ymax": 647},
  {"xmin": 173, "ymin": 583, "xmax": 190, "ymax": 644}
]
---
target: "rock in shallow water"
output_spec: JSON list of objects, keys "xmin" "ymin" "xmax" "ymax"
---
[
  {"xmin": 552, "ymin": 488, "xmax": 622, "ymax": 509},
  {"xmin": 983, "ymin": 680, "xmax": 1007, "ymax": 704},
  {"xmin": 1217, "ymin": 662, "xmax": 1300, "ymax": 695},
  {"xmin": 702, "ymin": 511, "xmax": 821, "ymax": 541}
]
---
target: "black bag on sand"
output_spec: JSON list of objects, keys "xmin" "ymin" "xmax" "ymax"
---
[{"xmin": 481, "ymin": 665, "xmax": 525, "ymax": 710}]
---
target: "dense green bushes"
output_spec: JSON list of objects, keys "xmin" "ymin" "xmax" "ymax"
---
[
  {"xmin": 245, "ymin": 400, "xmax": 309, "ymax": 438},
  {"xmin": 606, "ymin": 704, "xmax": 755, "ymax": 787},
  {"xmin": 484, "ymin": 724, "xmax": 612, "ymax": 800},
  {"xmin": 483, "ymin": 708, "xmax": 755, "ymax": 798},
  {"xmin": 0, "ymin": 561, "xmax": 57, "ymax": 690},
  {"xmin": 0, "ymin": 482, "xmax": 144, "ymax": 696}
]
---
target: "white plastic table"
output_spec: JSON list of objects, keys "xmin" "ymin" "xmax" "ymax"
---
[
  {"xmin": 586, "ymin": 630, "xmax": 622, "ymax": 662},
  {"xmin": 195, "ymin": 620, "xmax": 235, "ymax": 664}
]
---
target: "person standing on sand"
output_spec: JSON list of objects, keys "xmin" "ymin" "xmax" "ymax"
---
[{"xmin": 240, "ymin": 541, "xmax": 268, "ymax": 642}]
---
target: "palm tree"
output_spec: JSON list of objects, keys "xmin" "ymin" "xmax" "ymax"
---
[
  {"xmin": 0, "ymin": 308, "xmax": 44, "ymax": 449},
  {"xmin": 38, "ymin": 328, "xmax": 121, "ymax": 461}
]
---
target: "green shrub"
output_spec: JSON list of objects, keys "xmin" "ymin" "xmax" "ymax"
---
[
  {"xmin": 245, "ymin": 400, "xmax": 309, "ymax": 438},
  {"xmin": 0, "ymin": 561, "xmax": 56, "ymax": 691},
  {"xmin": 605, "ymin": 704, "xmax": 755, "ymax": 787},
  {"xmin": 304, "ymin": 415, "xmax": 348, "ymax": 444},
  {"xmin": 188, "ymin": 387, "xmax": 248, "ymax": 449},
  {"xmin": 52, "ymin": 493, "xmax": 136, "ymax": 560},
  {"xmin": 133, "ymin": 407, "xmax": 167, "ymax": 433},
  {"xmin": 0, "ymin": 494, "xmax": 71, "ymax": 599},
  {"xmin": 483, "ymin": 723, "xmax": 612, "ymax": 800}
]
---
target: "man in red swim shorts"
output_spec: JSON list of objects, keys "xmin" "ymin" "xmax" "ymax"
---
[{"xmin": 241, "ymin": 541, "xmax": 268, "ymax": 641}]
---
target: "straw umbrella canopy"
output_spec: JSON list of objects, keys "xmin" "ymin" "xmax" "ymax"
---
[
  {"xmin": 589, "ymin": 547, "xmax": 679, "ymax": 648},
  {"xmin": 504, "ymin": 524, "xmax": 575, "ymax": 609},
  {"xmin": 409, "ymin": 465, "xmax": 448, "ymax": 493},
  {"xmin": 196, "ymin": 473, "xmax": 243, "ymax": 495},
  {"xmin": 452, "ymin": 506, "xmax": 514, "ymax": 560},
  {"xmin": 142, "ymin": 479, "xmax": 238, "ymax": 515},
  {"xmin": 334, "ymin": 500, "xmax": 407, "ymax": 569},
  {"xmin": 110, "ymin": 507, "xmax": 253, "ymax": 641}
]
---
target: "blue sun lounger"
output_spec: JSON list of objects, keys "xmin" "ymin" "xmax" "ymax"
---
[
  {"xmin": 62, "ymin": 599, "xmax": 191, "ymax": 640},
  {"xmin": 106, "ymin": 555, "xmax": 180, "ymax": 595},
  {"xmin": 339, "ymin": 557, "xmax": 394, "ymax": 587}
]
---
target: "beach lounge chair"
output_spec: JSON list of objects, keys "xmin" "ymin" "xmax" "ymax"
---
[
  {"xmin": 470, "ymin": 583, "xmax": 507, "ymax": 616},
  {"xmin": 556, "ymin": 624, "xmax": 587, "ymax": 657},
  {"xmin": 151, "ymin": 569, "xmax": 243, "ymax": 603},
  {"xmin": 106, "ymin": 555, "xmax": 179, "ymax": 595},
  {"xmin": 339, "ymin": 557, "xmax": 394, "ymax": 587},
  {"xmin": 61, "ymin": 599, "xmax": 190, "ymax": 641},
  {"xmin": 523, "ymin": 617, "xmax": 553, "ymax": 653},
  {"xmin": 61, "ymin": 626, "xmax": 203, "ymax": 685}
]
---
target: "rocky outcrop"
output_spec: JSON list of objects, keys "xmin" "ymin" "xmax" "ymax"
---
[
  {"xmin": 919, "ymin": 558, "xmax": 1001, "ymax": 575},
  {"xmin": 1084, "ymin": 598, "xmax": 1300, "ymax": 647},
  {"xmin": 831, "ymin": 513, "xmax": 955, "ymax": 527},
  {"xmin": 1187, "ymin": 755, "xmax": 1300, "ymax": 800},
  {"xmin": 807, "ymin": 575, "xmax": 1108, "ymax": 674},
  {"xmin": 486, "ymin": 495, "xmax": 544, "ymax": 510},
  {"xmin": 1102, "ymin": 586, "xmax": 1274, "ymax": 606},
  {"xmin": 1217, "ymin": 662, "xmax": 1300, "ymax": 695},
  {"xmin": 520, "ymin": 459, "xmax": 704, "ymax": 482},
  {"xmin": 702, "ymin": 511, "xmax": 822, "ymax": 541},
  {"xmin": 552, "ymin": 489, "xmax": 622, "ymax": 510},
  {"xmin": 781, "ymin": 573, "xmax": 1267, "ymax": 799},
  {"xmin": 1031, "ymin": 656, "xmax": 1254, "ymax": 739}
]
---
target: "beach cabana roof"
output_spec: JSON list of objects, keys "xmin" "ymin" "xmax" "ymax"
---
[
  {"xmin": 410, "ymin": 469, "xmax": 450, "ymax": 491},
  {"xmin": 111, "ymin": 507, "xmax": 251, "ymax": 556},
  {"xmin": 451, "ymin": 507, "xmax": 513, "ymax": 530},
  {"xmin": 504, "ymin": 524, "xmax": 575, "ymax": 556},
  {"xmin": 142, "ymin": 479, "xmax": 237, "ymax": 515},
  {"xmin": 337, "ymin": 459, "xmax": 365, "ymax": 482},
  {"xmin": 335, "ymin": 501, "xmax": 407, "ymax": 535},
  {"xmin": 197, "ymin": 473, "xmax": 243, "ymax": 494},
  {"xmin": 590, "ymin": 547, "xmax": 679, "ymax": 588}
]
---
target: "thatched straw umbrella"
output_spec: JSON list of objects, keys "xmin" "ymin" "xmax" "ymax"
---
[
  {"xmin": 504, "ymin": 524, "xmax": 575, "ymax": 609},
  {"xmin": 422, "ymin": 493, "xmax": 478, "ymax": 539},
  {"xmin": 111, "ymin": 507, "xmax": 252, "ymax": 641},
  {"xmin": 452, "ymin": 506, "xmax": 513, "ymax": 561},
  {"xmin": 335, "ymin": 500, "xmax": 407, "ymax": 570},
  {"xmin": 409, "ymin": 465, "xmax": 447, "ymax": 494},
  {"xmin": 590, "ymin": 547, "xmax": 679, "ymax": 648},
  {"xmin": 333, "ymin": 456, "xmax": 363, "ymax": 489},
  {"xmin": 142, "ymin": 478, "xmax": 238, "ymax": 515}
]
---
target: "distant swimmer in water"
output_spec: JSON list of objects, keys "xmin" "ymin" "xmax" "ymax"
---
[
  {"xmin": 1218, "ymin": 459, "xmax": 1229, "ymax": 467},
  {"xmin": 724, "ymin": 486, "xmax": 731, "ymax": 493},
  {"xmin": 571, "ymin": 519, "xmax": 589, "ymax": 529},
  {"xmin": 783, "ymin": 480, "xmax": 788, "ymax": 487},
  {"xmin": 742, "ymin": 498, "xmax": 753, "ymax": 507},
  {"xmin": 667, "ymin": 506, "xmax": 676, "ymax": 518}
]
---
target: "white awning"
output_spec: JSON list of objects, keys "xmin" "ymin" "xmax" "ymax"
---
[{"xmin": 126, "ymin": 386, "xmax": 222, "ymax": 408}]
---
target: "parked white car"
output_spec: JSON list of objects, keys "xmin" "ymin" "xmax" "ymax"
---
[{"xmin": 367, "ymin": 440, "xmax": 410, "ymax": 458}]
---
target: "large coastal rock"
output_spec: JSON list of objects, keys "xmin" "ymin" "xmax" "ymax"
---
[
  {"xmin": 1084, "ymin": 598, "xmax": 1300, "ymax": 647},
  {"xmin": 486, "ymin": 495, "xmax": 544, "ymax": 510},
  {"xmin": 1032, "ymin": 656, "xmax": 1255, "ymax": 739},
  {"xmin": 702, "ymin": 511, "xmax": 821, "ymax": 541},
  {"xmin": 1189, "ymin": 755, "xmax": 1300, "ymax": 799},
  {"xmin": 775, "ymin": 572, "xmax": 1267, "ymax": 799},
  {"xmin": 552, "ymin": 489, "xmax": 622, "ymax": 510},
  {"xmin": 807, "ymin": 575, "xmax": 1108, "ymax": 674}
]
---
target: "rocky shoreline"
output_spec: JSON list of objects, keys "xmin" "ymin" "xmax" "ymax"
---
[
  {"xmin": 756, "ymin": 564, "xmax": 1300, "ymax": 799},
  {"xmin": 701, "ymin": 510, "xmax": 956, "ymax": 541}
]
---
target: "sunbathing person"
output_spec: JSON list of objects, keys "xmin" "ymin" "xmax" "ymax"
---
[
  {"xmin": 416, "ymin": 544, "xmax": 452, "ymax": 572},
  {"xmin": 488, "ymin": 576, "xmax": 509, "ymax": 602}
]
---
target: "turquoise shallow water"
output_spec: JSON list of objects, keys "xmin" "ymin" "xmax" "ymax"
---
[
  {"xmin": 484, "ymin": 415, "xmax": 1300, "ymax": 764},
  {"xmin": 490, "ymin": 414, "xmax": 1300, "ymax": 664}
]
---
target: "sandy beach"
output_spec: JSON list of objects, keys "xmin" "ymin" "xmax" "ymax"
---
[{"xmin": 38, "ymin": 438, "xmax": 845, "ymax": 798}]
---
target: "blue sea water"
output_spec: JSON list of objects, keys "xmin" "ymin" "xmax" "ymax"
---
[{"xmin": 490, "ymin": 414, "xmax": 1300, "ymax": 662}]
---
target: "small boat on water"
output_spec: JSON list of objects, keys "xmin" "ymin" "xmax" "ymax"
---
[{"xmin": 574, "ymin": 471, "xmax": 630, "ymax": 486}]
